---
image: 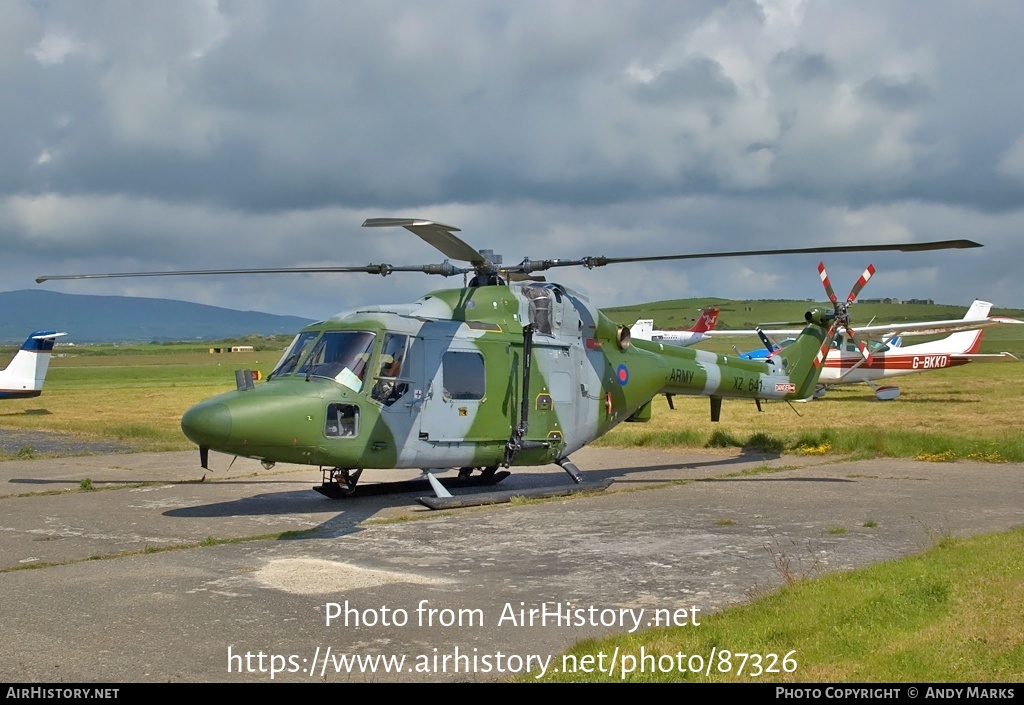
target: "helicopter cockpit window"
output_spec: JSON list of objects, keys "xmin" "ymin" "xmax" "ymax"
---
[
  {"xmin": 442, "ymin": 351, "xmax": 485, "ymax": 400},
  {"xmin": 372, "ymin": 333, "xmax": 410, "ymax": 406},
  {"xmin": 522, "ymin": 285, "xmax": 554, "ymax": 335},
  {"xmin": 297, "ymin": 331, "xmax": 376, "ymax": 390},
  {"xmin": 270, "ymin": 332, "xmax": 318, "ymax": 378},
  {"xmin": 325, "ymin": 403, "xmax": 358, "ymax": 437}
]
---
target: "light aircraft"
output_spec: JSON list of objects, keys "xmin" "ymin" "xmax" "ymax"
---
[
  {"xmin": 710, "ymin": 300, "xmax": 1021, "ymax": 400},
  {"xmin": 629, "ymin": 308, "xmax": 719, "ymax": 347},
  {"xmin": 734, "ymin": 334, "xmax": 903, "ymax": 360},
  {"xmin": 36, "ymin": 220, "xmax": 980, "ymax": 500},
  {"xmin": 0, "ymin": 331, "xmax": 67, "ymax": 400}
]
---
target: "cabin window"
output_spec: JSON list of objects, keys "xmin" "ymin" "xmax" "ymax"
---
[
  {"xmin": 298, "ymin": 331, "xmax": 376, "ymax": 390},
  {"xmin": 372, "ymin": 334, "xmax": 410, "ymax": 406},
  {"xmin": 442, "ymin": 351, "xmax": 485, "ymax": 400},
  {"xmin": 522, "ymin": 285, "xmax": 554, "ymax": 335},
  {"xmin": 325, "ymin": 403, "xmax": 359, "ymax": 437}
]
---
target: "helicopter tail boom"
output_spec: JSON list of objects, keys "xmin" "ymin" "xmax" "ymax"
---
[{"xmin": 636, "ymin": 305, "xmax": 836, "ymax": 408}]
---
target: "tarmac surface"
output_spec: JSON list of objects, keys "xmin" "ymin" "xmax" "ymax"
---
[{"xmin": 0, "ymin": 446, "xmax": 1021, "ymax": 683}]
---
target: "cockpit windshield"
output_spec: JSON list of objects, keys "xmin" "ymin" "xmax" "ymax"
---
[
  {"xmin": 270, "ymin": 332, "xmax": 318, "ymax": 378},
  {"xmin": 297, "ymin": 331, "xmax": 376, "ymax": 390},
  {"xmin": 270, "ymin": 330, "xmax": 377, "ymax": 391}
]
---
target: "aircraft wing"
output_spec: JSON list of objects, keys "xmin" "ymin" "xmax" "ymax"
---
[
  {"xmin": 950, "ymin": 352, "xmax": 1019, "ymax": 362},
  {"xmin": 705, "ymin": 328, "xmax": 803, "ymax": 337},
  {"xmin": 707, "ymin": 314, "xmax": 1024, "ymax": 340},
  {"xmin": 854, "ymin": 316, "xmax": 1024, "ymax": 338}
]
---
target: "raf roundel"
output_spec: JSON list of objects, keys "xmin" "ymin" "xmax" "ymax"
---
[{"xmin": 616, "ymin": 364, "xmax": 629, "ymax": 386}]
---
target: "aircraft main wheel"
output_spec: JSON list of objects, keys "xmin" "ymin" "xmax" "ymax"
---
[{"xmin": 330, "ymin": 468, "xmax": 362, "ymax": 496}]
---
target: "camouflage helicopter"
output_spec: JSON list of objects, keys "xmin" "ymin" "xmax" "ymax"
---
[{"xmin": 38, "ymin": 219, "xmax": 979, "ymax": 500}]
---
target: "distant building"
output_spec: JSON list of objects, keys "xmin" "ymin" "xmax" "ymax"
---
[
  {"xmin": 860, "ymin": 297, "xmax": 901, "ymax": 304},
  {"xmin": 904, "ymin": 298, "xmax": 935, "ymax": 305},
  {"xmin": 209, "ymin": 345, "xmax": 255, "ymax": 353}
]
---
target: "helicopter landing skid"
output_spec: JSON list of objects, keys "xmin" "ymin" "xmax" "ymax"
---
[
  {"xmin": 313, "ymin": 467, "xmax": 511, "ymax": 499},
  {"xmin": 416, "ymin": 478, "xmax": 614, "ymax": 510}
]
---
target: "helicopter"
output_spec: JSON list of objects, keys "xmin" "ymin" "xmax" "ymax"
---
[{"xmin": 37, "ymin": 219, "xmax": 980, "ymax": 499}]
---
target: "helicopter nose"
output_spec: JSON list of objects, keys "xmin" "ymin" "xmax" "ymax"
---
[{"xmin": 181, "ymin": 401, "xmax": 231, "ymax": 448}]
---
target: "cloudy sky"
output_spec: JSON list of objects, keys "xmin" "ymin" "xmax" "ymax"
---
[{"xmin": 3, "ymin": 0, "xmax": 1023, "ymax": 321}]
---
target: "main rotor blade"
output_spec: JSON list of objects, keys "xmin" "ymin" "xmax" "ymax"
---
[
  {"xmin": 512, "ymin": 239, "xmax": 980, "ymax": 274},
  {"xmin": 36, "ymin": 262, "xmax": 471, "ymax": 283},
  {"xmin": 580, "ymin": 239, "xmax": 982, "ymax": 268},
  {"xmin": 362, "ymin": 218, "xmax": 486, "ymax": 265}
]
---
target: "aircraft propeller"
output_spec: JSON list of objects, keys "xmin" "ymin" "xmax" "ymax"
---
[{"xmin": 755, "ymin": 327, "xmax": 777, "ymax": 355}]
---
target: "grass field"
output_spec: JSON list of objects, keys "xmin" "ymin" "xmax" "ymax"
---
[
  {"xmin": 596, "ymin": 364, "xmax": 1024, "ymax": 462},
  {"xmin": 536, "ymin": 527, "xmax": 1024, "ymax": 682},
  {"xmin": 0, "ymin": 350, "xmax": 264, "ymax": 454}
]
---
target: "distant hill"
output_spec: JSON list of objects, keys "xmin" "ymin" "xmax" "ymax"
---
[
  {"xmin": 6, "ymin": 289, "xmax": 1022, "ymax": 350},
  {"xmin": 0, "ymin": 290, "xmax": 315, "ymax": 343}
]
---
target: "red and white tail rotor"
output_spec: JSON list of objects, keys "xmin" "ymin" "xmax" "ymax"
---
[{"xmin": 813, "ymin": 262, "xmax": 876, "ymax": 368}]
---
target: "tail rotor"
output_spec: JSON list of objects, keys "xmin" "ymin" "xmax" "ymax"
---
[{"xmin": 813, "ymin": 262, "xmax": 876, "ymax": 367}]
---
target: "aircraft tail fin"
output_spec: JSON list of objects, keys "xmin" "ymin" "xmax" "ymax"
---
[
  {"xmin": 689, "ymin": 308, "xmax": 720, "ymax": 333},
  {"xmin": 933, "ymin": 301, "xmax": 993, "ymax": 354},
  {"xmin": 0, "ymin": 331, "xmax": 66, "ymax": 399},
  {"xmin": 942, "ymin": 328, "xmax": 985, "ymax": 355},
  {"xmin": 629, "ymin": 319, "xmax": 654, "ymax": 341},
  {"xmin": 770, "ymin": 310, "xmax": 835, "ymax": 399},
  {"xmin": 963, "ymin": 300, "xmax": 993, "ymax": 321}
]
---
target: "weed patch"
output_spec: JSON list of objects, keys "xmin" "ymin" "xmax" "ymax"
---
[
  {"xmin": 707, "ymin": 429, "xmax": 740, "ymax": 448},
  {"xmin": 744, "ymin": 432, "xmax": 785, "ymax": 454}
]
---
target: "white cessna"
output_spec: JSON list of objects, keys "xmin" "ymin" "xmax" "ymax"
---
[{"xmin": 709, "ymin": 300, "xmax": 1021, "ymax": 400}]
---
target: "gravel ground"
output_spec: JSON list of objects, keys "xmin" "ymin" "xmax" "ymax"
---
[{"xmin": 0, "ymin": 428, "xmax": 134, "ymax": 456}]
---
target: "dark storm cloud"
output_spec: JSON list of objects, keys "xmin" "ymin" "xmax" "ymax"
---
[{"xmin": 1, "ymin": 0, "xmax": 1022, "ymax": 318}]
